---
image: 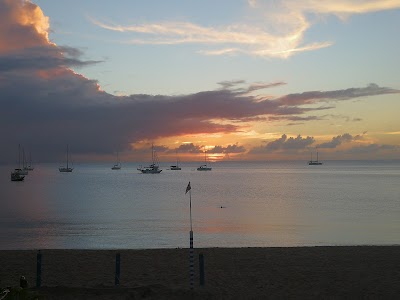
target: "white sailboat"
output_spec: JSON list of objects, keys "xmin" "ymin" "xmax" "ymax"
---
[
  {"xmin": 308, "ymin": 151, "xmax": 323, "ymax": 165},
  {"xmin": 59, "ymin": 145, "xmax": 73, "ymax": 172},
  {"xmin": 197, "ymin": 149, "xmax": 212, "ymax": 171},
  {"xmin": 137, "ymin": 144, "xmax": 162, "ymax": 174},
  {"xmin": 111, "ymin": 152, "xmax": 122, "ymax": 170}
]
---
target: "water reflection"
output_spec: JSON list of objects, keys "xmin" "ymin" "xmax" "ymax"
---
[{"xmin": 1, "ymin": 161, "xmax": 399, "ymax": 249}]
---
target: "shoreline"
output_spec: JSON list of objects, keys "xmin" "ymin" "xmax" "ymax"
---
[{"xmin": 1, "ymin": 246, "xmax": 399, "ymax": 298}]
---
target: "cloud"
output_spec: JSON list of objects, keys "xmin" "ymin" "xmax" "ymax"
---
[
  {"xmin": 1, "ymin": 0, "xmax": 399, "ymax": 162},
  {"xmin": 0, "ymin": 46, "xmax": 102, "ymax": 72},
  {"xmin": 247, "ymin": 0, "xmax": 257, "ymax": 8},
  {"xmin": 208, "ymin": 144, "xmax": 246, "ymax": 154},
  {"xmin": 217, "ymin": 80, "xmax": 246, "ymax": 90},
  {"xmin": 276, "ymin": 84, "xmax": 400, "ymax": 106},
  {"xmin": 0, "ymin": 0, "xmax": 50, "ymax": 53},
  {"xmin": 0, "ymin": 0, "xmax": 100, "ymax": 73},
  {"xmin": 2, "ymin": 58, "xmax": 397, "ymax": 162},
  {"xmin": 153, "ymin": 145, "xmax": 169, "ymax": 153},
  {"xmin": 317, "ymin": 133, "xmax": 364, "ymax": 149},
  {"xmin": 269, "ymin": 115, "xmax": 323, "ymax": 122},
  {"xmin": 327, "ymin": 114, "xmax": 363, "ymax": 122},
  {"xmin": 173, "ymin": 143, "xmax": 202, "ymax": 154},
  {"xmin": 89, "ymin": 15, "xmax": 331, "ymax": 59},
  {"xmin": 250, "ymin": 134, "xmax": 315, "ymax": 153},
  {"xmin": 137, "ymin": 142, "xmax": 247, "ymax": 156},
  {"xmin": 340, "ymin": 143, "xmax": 400, "ymax": 155},
  {"xmin": 225, "ymin": 144, "xmax": 247, "ymax": 153},
  {"xmin": 89, "ymin": 1, "xmax": 400, "ymax": 59},
  {"xmin": 217, "ymin": 80, "xmax": 287, "ymax": 94},
  {"xmin": 282, "ymin": 0, "xmax": 400, "ymax": 18}
]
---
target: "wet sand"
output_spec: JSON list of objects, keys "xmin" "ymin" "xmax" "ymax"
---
[{"xmin": 1, "ymin": 246, "xmax": 399, "ymax": 299}]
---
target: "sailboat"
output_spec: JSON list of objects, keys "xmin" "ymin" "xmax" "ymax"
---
[
  {"xmin": 111, "ymin": 152, "xmax": 122, "ymax": 170},
  {"xmin": 137, "ymin": 144, "xmax": 162, "ymax": 174},
  {"xmin": 169, "ymin": 150, "xmax": 181, "ymax": 170},
  {"xmin": 197, "ymin": 149, "xmax": 212, "ymax": 171},
  {"xmin": 24, "ymin": 151, "xmax": 34, "ymax": 171},
  {"xmin": 308, "ymin": 151, "xmax": 323, "ymax": 165},
  {"xmin": 59, "ymin": 145, "xmax": 73, "ymax": 172},
  {"xmin": 11, "ymin": 144, "xmax": 26, "ymax": 181},
  {"xmin": 14, "ymin": 145, "xmax": 28, "ymax": 175}
]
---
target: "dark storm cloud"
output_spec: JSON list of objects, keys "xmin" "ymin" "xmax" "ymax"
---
[
  {"xmin": 2, "ymin": 68, "xmax": 396, "ymax": 162},
  {"xmin": 276, "ymin": 83, "xmax": 400, "ymax": 106},
  {"xmin": 0, "ymin": 46, "xmax": 101, "ymax": 71}
]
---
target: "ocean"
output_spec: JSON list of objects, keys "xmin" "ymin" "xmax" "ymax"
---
[{"xmin": 1, "ymin": 160, "xmax": 399, "ymax": 249}]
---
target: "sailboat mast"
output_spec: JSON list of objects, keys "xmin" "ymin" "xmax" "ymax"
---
[
  {"xmin": 317, "ymin": 151, "xmax": 319, "ymax": 162},
  {"xmin": 152, "ymin": 143, "xmax": 154, "ymax": 164},
  {"xmin": 66, "ymin": 145, "xmax": 69, "ymax": 168},
  {"xmin": 18, "ymin": 144, "xmax": 21, "ymax": 169},
  {"xmin": 22, "ymin": 147, "xmax": 25, "ymax": 169}
]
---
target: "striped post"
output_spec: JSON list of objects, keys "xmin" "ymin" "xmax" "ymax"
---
[
  {"xmin": 189, "ymin": 230, "xmax": 194, "ymax": 289},
  {"xmin": 186, "ymin": 182, "xmax": 194, "ymax": 290},
  {"xmin": 36, "ymin": 250, "xmax": 42, "ymax": 288},
  {"xmin": 199, "ymin": 253, "xmax": 205, "ymax": 286},
  {"xmin": 115, "ymin": 253, "xmax": 120, "ymax": 286}
]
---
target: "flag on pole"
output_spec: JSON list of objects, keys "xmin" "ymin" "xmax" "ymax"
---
[{"xmin": 185, "ymin": 181, "xmax": 191, "ymax": 194}]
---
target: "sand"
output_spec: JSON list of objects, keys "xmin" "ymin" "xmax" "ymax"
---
[{"xmin": 1, "ymin": 246, "xmax": 399, "ymax": 299}]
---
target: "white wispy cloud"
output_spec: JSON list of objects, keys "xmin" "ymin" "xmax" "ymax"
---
[
  {"xmin": 88, "ymin": 11, "xmax": 329, "ymax": 59},
  {"xmin": 89, "ymin": 1, "xmax": 400, "ymax": 59},
  {"xmin": 283, "ymin": 0, "xmax": 400, "ymax": 17}
]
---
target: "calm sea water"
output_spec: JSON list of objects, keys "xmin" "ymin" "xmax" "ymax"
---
[{"xmin": 1, "ymin": 161, "xmax": 399, "ymax": 249}]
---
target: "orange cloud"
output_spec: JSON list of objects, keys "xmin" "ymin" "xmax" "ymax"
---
[{"xmin": 0, "ymin": 0, "xmax": 50, "ymax": 53}]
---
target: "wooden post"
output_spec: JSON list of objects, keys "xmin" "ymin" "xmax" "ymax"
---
[
  {"xmin": 115, "ymin": 253, "xmax": 121, "ymax": 286},
  {"xmin": 36, "ymin": 250, "xmax": 42, "ymax": 288},
  {"xmin": 199, "ymin": 253, "xmax": 205, "ymax": 286}
]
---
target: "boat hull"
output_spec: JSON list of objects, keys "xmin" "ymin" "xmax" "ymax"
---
[
  {"xmin": 11, "ymin": 172, "xmax": 25, "ymax": 181},
  {"xmin": 308, "ymin": 161, "xmax": 323, "ymax": 165},
  {"xmin": 59, "ymin": 167, "xmax": 73, "ymax": 172},
  {"xmin": 169, "ymin": 166, "xmax": 181, "ymax": 170},
  {"xmin": 138, "ymin": 169, "xmax": 162, "ymax": 174},
  {"xmin": 197, "ymin": 167, "xmax": 212, "ymax": 171}
]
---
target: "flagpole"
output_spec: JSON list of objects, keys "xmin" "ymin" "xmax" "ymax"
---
[
  {"xmin": 186, "ymin": 182, "xmax": 194, "ymax": 290},
  {"xmin": 189, "ymin": 189, "xmax": 193, "ymax": 232}
]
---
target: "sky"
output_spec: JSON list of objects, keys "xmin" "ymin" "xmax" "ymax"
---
[{"xmin": 1, "ymin": 0, "xmax": 400, "ymax": 163}]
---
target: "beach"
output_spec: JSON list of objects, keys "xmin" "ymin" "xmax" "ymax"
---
[{"xmin": 1, "ymin": 246, "xmax": 399, "ymax": 299}]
